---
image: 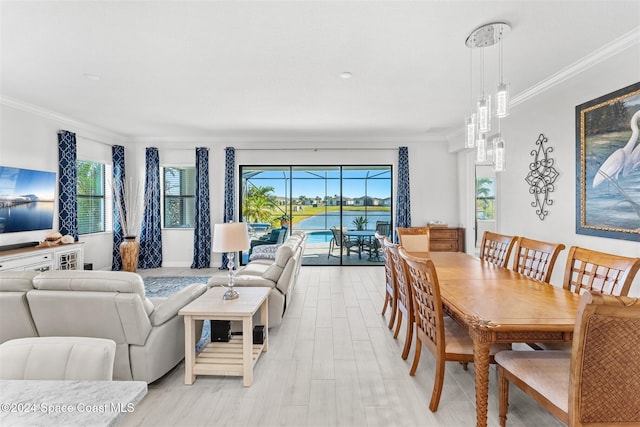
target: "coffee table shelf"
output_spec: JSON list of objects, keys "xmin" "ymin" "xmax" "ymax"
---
[{"xmin": 194, "ymin": 336, "xmax": 265, "ymax": 376}]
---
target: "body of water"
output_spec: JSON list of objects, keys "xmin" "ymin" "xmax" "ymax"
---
[
  {"xmin": 296, "ymin": 212, "xmax": 391, "ymax": 231},
  {"xmin": 0, "ymin": 202, "xmax": 54, "ymax": 233}
]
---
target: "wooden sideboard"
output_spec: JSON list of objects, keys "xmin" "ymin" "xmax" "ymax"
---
[
  {"xmin": 0, "ymin": 243, "xmax": 84, "ymax": 272},
  {"xmin": 428, "ymin": 226, "xmax": 465, "ymax": 252}
]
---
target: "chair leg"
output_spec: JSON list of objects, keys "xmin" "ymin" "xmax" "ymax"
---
[
  {"xmin": 387, "ymin": 294, "xmax": 397, "ymax": 330},
  {"xmin": 409, "ymin": 338, "xmax": 422, "ymax": 376},
  {"xmin": 460, "ymin": 361, "xmax": 468, "ymax": 371},
  {"xmin": 428, "ymin": 354, "xmax": 446, "ymax": 412},
  {"xmin": 401, "ymin": 316, "xmax": 413, "ymax": 360},
  {"xmin": 381, "ymin": 292, "xmax": 390, "ymax": 315},
  {"xmin": 393, "ymin": 311, "xmax": 403, "ymax": 339},
  {"xmin": 498, "ymin": 367, "xmax": 509, "ymax": 427}
]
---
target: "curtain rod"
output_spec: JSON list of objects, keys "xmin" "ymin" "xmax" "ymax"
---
[{"xmin": 234, "ymin": 147, "xmax": 398, "ymax": 152}]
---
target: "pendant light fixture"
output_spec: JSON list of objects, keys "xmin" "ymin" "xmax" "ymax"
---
[
  {"xmin": 465, "ymin": 22, "xmax": 511, "ymax": 170},
  {"xmin": 465, "ymin": 50, "xmax": 476, "ymax": 149}
]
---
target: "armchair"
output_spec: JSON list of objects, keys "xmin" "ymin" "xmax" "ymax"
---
[{"xmin": 249, "ymin": 227, "xmax": 288, "ymax": 255}]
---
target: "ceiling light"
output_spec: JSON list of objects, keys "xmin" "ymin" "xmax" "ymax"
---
[{"xmin": 340, "ymin": 72, "xmax": 352, "ymax": 79}]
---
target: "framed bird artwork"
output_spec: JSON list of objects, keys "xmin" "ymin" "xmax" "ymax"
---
[{"xmin": 576, "ymin": 81, "xmax": 640, "ymax": 241}]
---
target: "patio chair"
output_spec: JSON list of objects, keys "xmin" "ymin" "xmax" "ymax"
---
[
  {"xmin": 364, "ymin": 222, "xmax": 392, "ymax": 261},
  {"xmin": 249, "ymin": 226, "xmax": 288, "ymax": 256},
  {"xmin": 328, "ymin": 227, "xmax": 361, "ymax": 258}
]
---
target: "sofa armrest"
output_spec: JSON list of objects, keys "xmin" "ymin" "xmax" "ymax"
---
[{"xmin": 149, "ymin": 283, "xmax": 207, "ymax": 327}]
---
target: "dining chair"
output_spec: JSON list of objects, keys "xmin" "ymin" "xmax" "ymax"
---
[
  {"xmin": 399, "ymin": 248, "xmax": 509, "ymax": 412},
  {"xmin": 385, "ymin": 240, "xmax": 414, "ymax": 360},
  {"xmin": 328, "ymin": 227, "xmax": 360, "ymax": 258},
  {"xmin": 376, "ymin": 233, "xmax": 397, "ymax": 330},
  {"xmin": 496, "ymin": 292, "xmax": 640, "ymax": 427},
  {"xmin": 396, "ymin": 226, "xmax": 430, "ymax": 253},
  {"xmin": 536, "ymin": 246, "xmax": 640, "ymax": 352},
  {"xmin": 562, "ymin": 245, "xmax": 640, "ymax": 297},
  {"xmin": 511, "ymin": 237, "xmax": 566, "ymax": 283},
  {"xmin": 479, "ymin": 231, "xmax": 518, "ymax": 268}
]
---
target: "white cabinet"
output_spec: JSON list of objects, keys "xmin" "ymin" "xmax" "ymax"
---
[{"xmin": 0, "ymin": 243, "xmax": 84, "ymax": 272}]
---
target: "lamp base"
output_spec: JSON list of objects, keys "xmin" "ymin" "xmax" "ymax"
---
[{"xmin": 223, "ymin": 287, "xmax": 240, "ymax": 300}]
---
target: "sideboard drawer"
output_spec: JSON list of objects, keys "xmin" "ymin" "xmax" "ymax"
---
[
  {"xmin": 430, "ymin": 241, "xmax": 458, "ymax": 252},
  {"xmin": 428, "ymin": 226, "xmax": 465, "ymax": 252}
]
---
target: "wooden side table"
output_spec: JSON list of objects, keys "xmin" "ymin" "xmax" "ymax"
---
[{"xmin": 179, "ymin": 286, "xmax": 270, "ymax": 386}]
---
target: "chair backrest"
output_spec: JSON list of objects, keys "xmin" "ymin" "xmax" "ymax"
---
[
  {"xmin": 376, "ymin": 233, "xmax": 395, "ymax": 293},
  {"xmin": 331, "ymin": 227, "xmax": 344, "ymax": 247},
  {"xmin": 479, "ymin": 231, "xmax": 518, "ymax": 268},
  {"xmin": 396, "ymin": 227, "xmax": 430, "ymax": 253},
  {"xmin": 0, "ymin": 336, "xmax": 117, "ymax": 380},
  {"xmin": 562, "ymin": 246, "xmax": 640, "ymax": 297},
  {"xmin": 375, "ymin": 221, "xmax": 392, "ymax": 238},
  {"xmin": 398, "ymin": 248, "xmax": 445, "ymax": 356},
  {"xmin": 512, "ymin": 237, "xmax": 566, "ymax": 283},
  {"xmin": 385, "ymin": 239, "xmax": 412, "ymax": 313},
  {"xmin": 568, "ymin": 292, "xmax": 640, "ymax": 426}
]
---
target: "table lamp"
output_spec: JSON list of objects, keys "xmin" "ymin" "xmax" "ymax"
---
[{"xmin": 212, "ymin": 222, "xmax": 250, "ymax": 300}]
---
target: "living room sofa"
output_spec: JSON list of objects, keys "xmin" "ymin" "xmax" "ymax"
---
[
  {"xmin": 208, "ymin": 231, "xmax": 306, "ymax": 327},
  {"xmin": 0, "ymin": 270, "xmax": 207, "ymax": 383}
]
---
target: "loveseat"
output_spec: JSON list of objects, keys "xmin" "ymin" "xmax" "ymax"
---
[
  {"xmin": 0, "ymin": 270, "xmax": 207, "ymax": 383},
  {"xmin": 208, "ymin": 231, "xmax": 306, "ymax": 327}
]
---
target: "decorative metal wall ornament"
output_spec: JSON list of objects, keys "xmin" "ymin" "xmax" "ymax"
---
[{"xmin": 525, "ymin": 134, "xmax": 559, "ymax": 220}]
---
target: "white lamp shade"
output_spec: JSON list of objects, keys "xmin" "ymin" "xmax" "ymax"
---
[{"xmin": 212, "ymin": 222, "xmax": 250, "ymax": 252}]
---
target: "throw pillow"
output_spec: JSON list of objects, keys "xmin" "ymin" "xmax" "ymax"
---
[{"xmin": 249, "ymin": 244, "xmax": 280, "ymax": 261}]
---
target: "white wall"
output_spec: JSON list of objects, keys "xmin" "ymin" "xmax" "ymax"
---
[
  {"xmin": 1, "ymin": 104, "xmax": 459, "ymax": 269},
  {"xmin": 0, "ymin": 104, "xmax": 128, "ymax": 270},
  {"xmin": 462, "ymin": 43, "xmax": 640, "ymax": 295}
]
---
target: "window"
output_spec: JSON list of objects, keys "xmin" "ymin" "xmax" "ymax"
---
[
  {"xmin": 240, "ymin": 165, "xmax": 392, "ymax": 266},
  {"xmin": 163, "ymin": 166, "xmax": 195, "ymax": 228},
  {"xmin": 76, "ymin": 160, "xmax": 107, "ymax": 235}
]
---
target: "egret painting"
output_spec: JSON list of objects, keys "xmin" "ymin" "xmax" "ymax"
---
[{"xmin": 577, "ymin": 81, "xmax": 640, "ymax": 241}]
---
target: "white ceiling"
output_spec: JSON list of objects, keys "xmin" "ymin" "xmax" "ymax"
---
[{"xmin": 1, "ymin": 1, "xmax": 639, "ymax": 142}]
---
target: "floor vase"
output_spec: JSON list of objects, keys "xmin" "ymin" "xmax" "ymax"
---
[{"xmin": 120, "ymin": 237, "xmax": 140, "ymax": 272}]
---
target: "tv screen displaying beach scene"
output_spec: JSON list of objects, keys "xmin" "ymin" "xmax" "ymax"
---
[{"xmin": 0, "ymin": 166, "xmax": 56, "ymax": 233}]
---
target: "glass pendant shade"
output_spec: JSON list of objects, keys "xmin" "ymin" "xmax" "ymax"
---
[
  {"xmin": 492, "ymin": 135, "xmax": 506, "ymax": 171},
  {"xmin": 496, "ymin": 83, "xmax": 509, "ymax": 118},
  {"xmin": 465, "ymin": 115, "xmax": 476, "ymax": 148},
  {"xmin": 476, "ymin": 135, "xmax": 487, "ymax": 162},
  {"xmin": 477, "ymin": 95, "xmax": 491, "ymax": 133}
]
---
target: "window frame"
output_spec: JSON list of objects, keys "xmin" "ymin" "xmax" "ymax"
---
[{"xmin": 162, "ymin": 165, "xmax": 196, "ymax": 229}]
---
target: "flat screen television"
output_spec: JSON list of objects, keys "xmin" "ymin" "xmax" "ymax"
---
[{"xmin": 0, "ymin": 166, "xmax": 56, "ymax": 233}]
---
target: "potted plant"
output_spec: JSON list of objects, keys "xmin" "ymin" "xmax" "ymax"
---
[
  {"xmin": 279, "ymin": 214, "xmax": 290, "ymax": 227},
  {"xmin": 352, "ymin": 216, "xmax": 368, "ymax": 231}
]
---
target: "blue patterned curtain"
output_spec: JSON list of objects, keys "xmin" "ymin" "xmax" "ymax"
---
[
  {"xmin": 221, "ymin": 147, "xmax": 236, "ymax": 269},
  {"xmin": 138, "ymin": 147, "xmax": 162, "ymax": 269},
  {"xmin": 191, "ymin": 147, "xmax": 211, "ymax": 269},
  {"xmin": 57, "ymin": 130, "xmax": 78, "ymax": 241},
  {"xmin": 395, "ymin": 146, "xmax": 411, "ymax": 242},
  {"xmin": 111, "ymin": 145, "xmax": 126, "ymax": 270}
]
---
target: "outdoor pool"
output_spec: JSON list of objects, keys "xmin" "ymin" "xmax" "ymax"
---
[{"xmin": 304, "ymin": 230, "xmax": 333, "ymax": 243}]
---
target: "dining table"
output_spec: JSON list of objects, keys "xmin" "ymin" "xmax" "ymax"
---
[
  {"xmin": 408, "ymin": 251, "xmax": 581, "ymax": 427},
  {"xmin": 343, "ymin": 229, "xmax": 377, "ymax": 260}
]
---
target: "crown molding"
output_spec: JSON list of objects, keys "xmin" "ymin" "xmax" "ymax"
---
[
  {"xmin": 0, "ymin": 95, "xmax": 127, "ymax": 143},
  {"xmin": 510, "ymin": 26, "xmax": 640, "ymax": 107}
]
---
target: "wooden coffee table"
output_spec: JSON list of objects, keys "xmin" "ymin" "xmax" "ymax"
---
[{"xmin": 179, "ymin": 286, "xmax": 270, "ymax": 386}]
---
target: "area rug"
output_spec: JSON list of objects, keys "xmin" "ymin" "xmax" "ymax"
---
[{"xmin": 143, "ymin": 276, "xmax": 211, "ymax": 351}]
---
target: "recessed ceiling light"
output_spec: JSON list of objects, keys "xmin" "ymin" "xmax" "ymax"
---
[
  {"xmin": 340, "ymin": 72, "xmax": 352, "ymax": 79},
  {"xmin": 82, "ymin": 73, "xmax": 101, "ymax": 81}
]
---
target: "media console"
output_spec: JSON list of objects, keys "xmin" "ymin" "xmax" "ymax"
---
[{"xmin": 0, "ymin": 243, "xmax": 84, "ymax": 272}]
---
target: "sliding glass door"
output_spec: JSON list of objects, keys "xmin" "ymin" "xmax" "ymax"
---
[{"xmin": 240, "ymin": 165, "xmax": 392, "ymax": 266}]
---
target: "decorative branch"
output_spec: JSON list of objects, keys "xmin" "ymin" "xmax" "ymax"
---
[{"xmin": 525, "ymin": 134, "xmax": 559, "ymax": 220}]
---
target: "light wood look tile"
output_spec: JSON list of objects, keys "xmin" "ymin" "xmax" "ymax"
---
[{"xmin": 123, "ymin": 266, "xmax": 564, "ymax": 427}]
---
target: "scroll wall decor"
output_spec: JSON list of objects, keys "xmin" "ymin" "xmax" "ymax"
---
[{"xmin": 525, "ymin": 133, "xmax": 558, "ymax": 220}]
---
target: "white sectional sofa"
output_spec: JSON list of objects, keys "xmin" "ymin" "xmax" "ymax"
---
[
  {"xmin": 208, "ymin": 231, "xmax": 306, "ymax": 327},
  {"xmin": 0, "ymin": 270, "xmax": 207, "ymax": 383}
]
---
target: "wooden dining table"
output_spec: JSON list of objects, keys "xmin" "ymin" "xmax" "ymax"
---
[{"xmin": 408, "ymin": 251, "xmax": 581, "ymax": 427}]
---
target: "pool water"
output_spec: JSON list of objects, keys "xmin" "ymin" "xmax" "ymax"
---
[{"xmin": 304, "ymin": 230, "xmax": 333, "ymax": 243}]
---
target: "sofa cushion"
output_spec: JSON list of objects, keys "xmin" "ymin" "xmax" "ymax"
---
[
  {"xmin": 149, "ymin": 283, "xmax": 207, "ymax": 326},
  {"xmin": 0, "ymin": 271, "xmax": 38, "ymax": 292},
  {"xmin": 263, "ymin": 263, "xmax": 284, "ymax": 282},
  {"xmin": 33, "ymin": 270, "xmax": 154, "ymax": 315},
  {"xmin": 274, "ymin": 245, "xmax": 294, "ymax": 267}
]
